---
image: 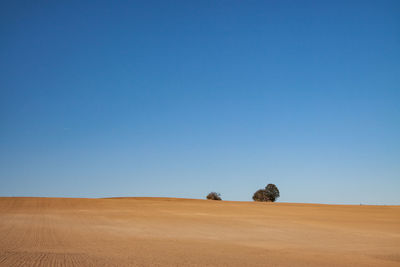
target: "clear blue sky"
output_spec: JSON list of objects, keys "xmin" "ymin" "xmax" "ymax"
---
[{"xmin": 1, "ymin": 0, "xmax": 399, "ymax": 204}]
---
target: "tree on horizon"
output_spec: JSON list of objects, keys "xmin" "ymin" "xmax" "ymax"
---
[
  {"xmin": 253, "ymin": 184, "xmax": 280, "ymax": 202},
  {"xmin": 206, "ymin": 192, "xmax": 222, "ymax": 201}
]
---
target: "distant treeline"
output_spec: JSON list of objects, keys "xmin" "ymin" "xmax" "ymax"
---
[{"xmin": 206, "ymin": 184, "xmax": 280, "ymax": 202}]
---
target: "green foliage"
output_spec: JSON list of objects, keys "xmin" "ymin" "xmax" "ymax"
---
[
  {"xmin": 253, "ymin": 184, "xmax": 280, "ymax": 202},
  {"xmin": 206, "ymin": 192, "xmax": 222, "ymax": 201}
]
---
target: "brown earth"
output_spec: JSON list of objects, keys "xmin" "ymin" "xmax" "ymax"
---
[{"xmin": 0, "ymin": 197, "xmax": 399, "ymax": 266}]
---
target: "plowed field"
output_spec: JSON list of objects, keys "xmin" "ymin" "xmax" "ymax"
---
[{"xmin": 0, "ymin": 197, "xmax": 399, "ymax": 266}]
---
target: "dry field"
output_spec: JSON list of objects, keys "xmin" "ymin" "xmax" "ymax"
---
[{"xmin": 0, "ymin": 197, "xmax": 399, "ymax": 266}]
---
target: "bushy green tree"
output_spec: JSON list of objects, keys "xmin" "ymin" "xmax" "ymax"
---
[
  {"xmin": 206, "ymin": 192, "xmax": 222, "ymax": 200},
  {"xmin": 253, "ymin": 184, "xmax": 280, "ymax": 202}
]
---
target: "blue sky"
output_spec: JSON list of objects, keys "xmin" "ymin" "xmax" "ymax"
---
[{"xmin": 1, "ymin": 0, "xmax": 399, "ymax": 204}]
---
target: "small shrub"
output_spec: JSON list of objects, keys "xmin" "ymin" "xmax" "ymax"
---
[{"xmin": 206, "ymin": 192, "xmax": 222, "ymax": 201}]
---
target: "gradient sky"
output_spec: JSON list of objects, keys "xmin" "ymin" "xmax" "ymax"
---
[{"xmin": 1, "ymin": 0, "xmax": 399, "ymax": 204}]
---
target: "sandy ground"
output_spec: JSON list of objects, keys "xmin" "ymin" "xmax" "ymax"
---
[{"xmin": 0, "ymin": 197, "xmax": 399, "ymax": 266}]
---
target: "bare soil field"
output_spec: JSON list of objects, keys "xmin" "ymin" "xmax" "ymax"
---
[{"xmin": 0, "ymin": 197, "xmax": 399, "ymax": 266}]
